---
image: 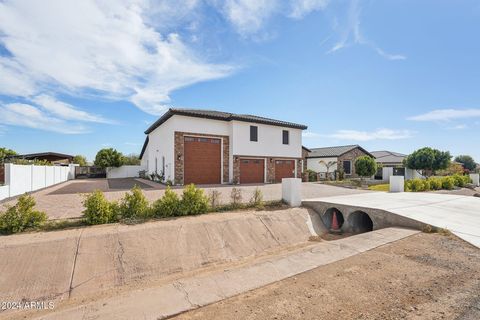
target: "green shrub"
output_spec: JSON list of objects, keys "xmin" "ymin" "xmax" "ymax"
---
[
  {"xmin": 82, "ymin": 190, "xmax": 117, "ymax": 225},
  {"xmin": 250, "ymin": 188, "xmax": 264, "ymax": 208},
  {"xmin": 441, "ymin": 176, "xmax": 455, "ymax": 190},
  {"xmin": 179, "ymin": 184, "xmax": 209, "ymax": 215},
  {"xmin": 408, "ymin": 178, "xmax": 428, "ymax": 192},
  {"xmin": 428, "ymin": 177, "xmax": 443, "ymax": 190},
  {"xmin": 305, "ymin": 169, "xmax": 317, "ymax": 182},
  {"xmin": 451, "ymin": 174, "xmax": 471, "ymax": 187},
  {"xmin": 120, "ymin": 185, "xmax": 150, "ymax": 219},
  {"xmin": 0, "ymin": 194, "xmax": 47, "ymax": 233},
  {"xmin": 151, "ymin": 187, "xmax": 180, "ymax": 217}
]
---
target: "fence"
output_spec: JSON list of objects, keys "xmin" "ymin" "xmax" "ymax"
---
[
  {"xmin": 0, "ymin": 163, "xmax": 77, "ymax": 201},
  {"xmin": 106, "ymin": 165, "xmax": 145, "ymax": 179}
]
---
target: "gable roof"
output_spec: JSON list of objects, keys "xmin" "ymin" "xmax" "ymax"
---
[
  {"xmin": 370, "ymin": 150, "xmax": 406, "ymax": 164},
  {"xmin": 10, "ymin": 152, "xmax": 74, "ymax": 160},
  {"xmin": 145, "ymin": 108, "xmax": 308, "ymax": 134},
  {"xmin": 307, "ymin": 145, "xmax": 374, "ymax": 158}
]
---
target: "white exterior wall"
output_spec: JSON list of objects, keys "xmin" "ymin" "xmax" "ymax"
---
[
  {"xmin": 306, "ymin": 157, "xmax": 338, "ymax": 173},
  {"xmin": 107, "ymin": 165, "xmax": 146, "ymax": 179},
  {"xmin": 145, "ymin": 115, "xmax": 230, "ymax": 182},
  {"xmin": 231, "ymin": 121, "xmax": 302, "ymax": 158},
  {"xmin": 143, "ymin": 115, "xmax": 304, "ymax": 184},
  {"xmin": 0, "ymin": 164, "xmax": 76, "ymax": 201}
]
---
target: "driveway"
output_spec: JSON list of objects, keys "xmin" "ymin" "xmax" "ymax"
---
[
  {"xmin": 0, "ymin": 179, "xmax": 369, "ymax": 220},
  {"xmin": 305, "ymin": 192, "xmax": 480, "ymax": 247}
]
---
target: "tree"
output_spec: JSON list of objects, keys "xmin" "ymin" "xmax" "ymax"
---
[
  {"xmin": 122, "ymin": 153, "xmax": 141, "ymax": 165},
  {"xmin": 318, "ymin": 160, "xmax": 337, "ymax": 181},
  {"xmin": 454, "ymin": 155, "xmax": 477, "ymax": 172},
  {"xmin": 73, "ymin": 155, "xmax": 87, "ymax": 166},
  {"xmin": 405, "ymin": 147, "xmax": 451, "ymax": 177},
  {"xmin": 94, "ymin": 148, "xmax": 124, "ymax": 168},
  {"xmin": 0, "ymin": 147, "xmax": 17, "ymax": 163},
  {"xmin": 354, "ymin": 156, "xmax": 377, "ymax": 180}
]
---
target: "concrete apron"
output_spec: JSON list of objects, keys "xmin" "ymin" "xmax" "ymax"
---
[
  {"xmin": 25, "ymin": 227, "xmax": 418, "ymax": 320},
  {"xmin": 303, "ymin": 192, "xmax": 480, "ymax": 248}
]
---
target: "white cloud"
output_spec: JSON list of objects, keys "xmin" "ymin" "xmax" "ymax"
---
[
  {"xmin": 289, "ymin": 0, "xmax": 329, "ymax": 19},
  {"xmin": 0, "ymin": 103, "xmax": 89, "ymax": 134},
  {"xmin": 32, "ymin": 94, "xmax": 113, "ymax": 124},
  {"xmin": 330, "ymin": 128, "xmax": 413, "ymax": 141},
  {"xmin": 328, "ymin": 0, "xmax": 405, "ymax": 60},
  {"xmin": 408, "ymin": 109, "xmax": 480, "ymax": 121},
  {"xmin": 0, "ymin": 0, "xmax": 233, "ymax": 116},
  {"xmin": 449, "ymin": 124, "xmax": 468, "ymax": 130},
  {"xmin": 217, "ymin": 0, "xmax": 279, "ymax": 36}
]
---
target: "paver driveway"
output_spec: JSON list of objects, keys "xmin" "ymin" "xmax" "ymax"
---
[{"xmin": 0, "ymin": 179, "xmax": 369, "ymax": 219}]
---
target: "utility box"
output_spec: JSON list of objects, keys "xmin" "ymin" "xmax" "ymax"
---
[
  {"xmin": 390, "ymin": 176, "xmax": 404, "ymax": 193},
  {"xmin": 470, "ymin": 173, "xmax": 479, "ymax": 187},
  {"xmin": 282, "ymin": 178, "xmax": 302, "ymax": 207}
]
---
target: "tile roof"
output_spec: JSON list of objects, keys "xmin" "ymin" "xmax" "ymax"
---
[
  {"xmin": 370, "ymin": 150, "xmax": 406, "ymax": 164},
  {"xmin": 145, "ymin": 108, "xmax": 308, "ymax": 134},
  {"xmin": 306, "ymin": 145, "xmax": 374, "ymax": 158}
]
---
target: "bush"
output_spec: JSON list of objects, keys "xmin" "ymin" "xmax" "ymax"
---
[
  {"xmin": 428, "ymin": 177, "xmax": 443, "ymax": 190},
  {"xmin": 82, "ymin": 190, "xmax": 117, "ymax": 225},
  {"xmin": 0, "ymin": 194, "xmax": 47, "ymax": 234},
  {"xmin": 354, "ymin": 156, "xmax": 377, "ymax": 179},
  {"xmin": 250, "ymin": 188, "xmax": 264, "ymax": 208},
  {"xmin": 441, "ymin": 176, "xmax": 455, "ymax": 190},
  {"xmin": 305, "ymin": 169, "xmax": 317, "ymax": 182},
  {"xmin": 151, "ymin": 187, "xmax": 180, "ymax": 217},
  {"xmin": 406, "ymin": 179, "xmax": 427, "ymax": 192},
  {"xmin": 230, "ymin": 187, "xmax": 242, "ymax": 208},
  {"xmin": 452, "ymin": 174, "xmax": 471, "ymax": 188},
  {"xmin": 179, "ymin": 184, "xmax": 209, "ymax": 215},
  {"xmin": 119, "ymin": 185, "xmax": 150, "ymax": 219}
]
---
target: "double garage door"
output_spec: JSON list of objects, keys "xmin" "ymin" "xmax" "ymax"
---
[{"xmin": 238, "ymin": 158, "xmax": 295, "ymax": 184}]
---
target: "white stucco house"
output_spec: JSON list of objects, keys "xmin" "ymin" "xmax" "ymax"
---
[
  {"xmin": 140, "ymin": 108, "xmax": 307, "ymax": 185},
  {"xmin": 371, "ymin": 150, "xmax": 423, "ymax": 181}
]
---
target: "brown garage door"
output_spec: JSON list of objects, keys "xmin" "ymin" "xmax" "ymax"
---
[
  {"xmin": 240, "ymin": 158, "xmax": 264, "ymax": 184},
  {"xmin": 275, "ymin": 160, "xmax": 295, "ymax": 183},
  {"xmin": 184, "ymin": 136, "xmax": 221, "ymax": 185}
]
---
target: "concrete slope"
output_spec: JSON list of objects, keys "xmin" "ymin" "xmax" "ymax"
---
[
  {"xmin": 0, "ymin": 208, "xmax": 327, "ymax": 312},
  {"xmin": 9, "ymin": 228, "xmax": 418, "ymax": 320},
  {"xmin": 305, "ymin": 192, "xmax": 480, "ymax": 247}
]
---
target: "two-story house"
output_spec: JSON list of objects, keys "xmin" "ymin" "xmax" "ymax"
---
[{"xmin": 139, "ymin": 108, "xmax": 308, "ymax": 185}]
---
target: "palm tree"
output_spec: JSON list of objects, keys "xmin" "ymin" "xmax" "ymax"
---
[{"xmin": 318, "ymin": 160, "xmax": 337, "ymax": 181}]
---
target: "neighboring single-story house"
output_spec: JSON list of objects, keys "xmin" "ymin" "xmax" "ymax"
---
[
  {"xmin": 305, "ymin": 145, "xmax": 374, "ymax": 179},
  {"xmin": 371, "ymin": 150, "xmax": 423, "ymax": 181},
  {"xmin": 301, "ymin": 146, "xmax": 311, "ymax": 172},
  {"xmin": 6, "ymin": 152, "xmax": 74, "ymax": 165},
  {"xmin": 140, "ymin": 108, "xmax": 308, "ymax": 185}
]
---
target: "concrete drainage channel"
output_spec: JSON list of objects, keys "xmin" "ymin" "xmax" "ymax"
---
[{"xmin": 303, "ymin": 199, "xmax": 428, "ymax": 235}]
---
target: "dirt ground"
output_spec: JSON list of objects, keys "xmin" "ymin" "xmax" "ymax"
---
[{"xmin": 175, "ymin": 233, "xmax": 480, "ymax": 320}]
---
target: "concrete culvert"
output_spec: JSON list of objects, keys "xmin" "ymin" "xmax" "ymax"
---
[
  {"xmin": 348, "ymin": 211, "xmax": 373, "ymax": 233},
  {"xmin": 323, "ymin": 208, "xmax": 345, "ymax": 230}
]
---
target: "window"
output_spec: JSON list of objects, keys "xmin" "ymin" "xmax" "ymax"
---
[
  {"xmin": 343, "ymin": 160, "xmax": 351, "ymax": 175},
  {"xmin": 250, "ymin": 126, "xmax": 258, "ymax": 142},
  {"xmin": 282, "ymin": 130, "xmax": 289, "ymax": 145}
]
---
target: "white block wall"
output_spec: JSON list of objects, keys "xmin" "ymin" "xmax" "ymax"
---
[
  {"xmin": 107, "ymin": 165, "xmax": 146, "ymax": 179},
  {"xmin": 0, "ymin": 164, "xmax": 76, "ymax": 201}
]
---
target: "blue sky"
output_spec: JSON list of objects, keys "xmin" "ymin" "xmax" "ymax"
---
[{"xmin": 0, "ymin": 0, "xmax": 479, "ymax": 162}]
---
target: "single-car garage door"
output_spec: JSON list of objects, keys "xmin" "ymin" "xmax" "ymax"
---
[
  {"xmin": 184, "ymin": 136, "xmax": 221, "ymax": 185},
  {"xmin": 240, "ymin": 158, "xmax": 264, "ymax": 184},
  {"xmin": 275, "ymin": 160, "xmax": 295, "ymax": 183}
]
